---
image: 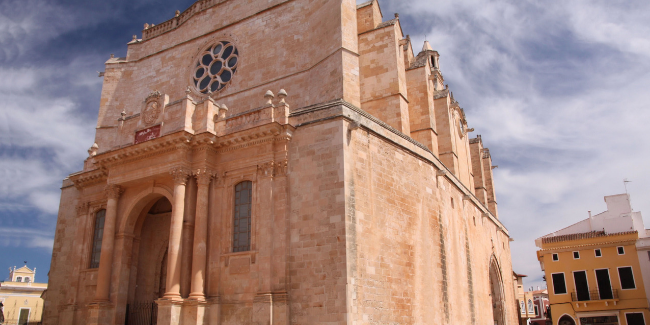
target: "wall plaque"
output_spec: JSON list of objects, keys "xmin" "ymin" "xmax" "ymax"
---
[{"xmin": 134, "ymin": 125, "xmax": 161, "ymax": 144}]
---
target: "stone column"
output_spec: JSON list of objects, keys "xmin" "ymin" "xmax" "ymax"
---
[
  {"xmin": 164, "ymin": 167, "xmax": 190, "ymax": 300},
  {"xmin": 189, "ymin": 168, "xmax": 214, "ymax": 301},
  {"xmin": 94, "ymin": 184, "xmax": 123, "ymax": 302}
]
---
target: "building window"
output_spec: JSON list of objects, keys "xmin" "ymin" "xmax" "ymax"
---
[
  {"xmin": 534, "ymin": 305, "xmax": 539, "ymax": 315},
  {"xmin": 552, "ymin": 253, "xmax": 559, "ymax": 261},
  {"xmin": 24, "ymin": 277, "xmax": 30, "ymax": 283},
  {"xmin": 520, "ymin": 301, "xmax": 525, "ymax": 314},
  {"xmin": 595, "ymin": 249, "xmax": 602, "ymax": 257},
  {"xmin": 16, "ymin": 276, "xmax": 22, "ymax": 282},
  {"xmin": 618, "ymin": 266, "xmax": 636, "ymax": 289},
  {"xmin": 552, "ymin": 273, "xmax": 567, "ymax": 294},
  {"xmin": 647, "ymin": 251, "xmax": 650, "ymax": 261},
  {"xmin": 618, "ymin": 246, "xmax": 625, "ymax": 255},
  {"xmin": 528, "ymin": 299, "xmax": 533, "ymax": 313},
  {"xmin": 233, "ymin": 181, "xmax": 252, "ymax": 252},
  {"xmin": 626, "ymin": 313, "xmax": 646, "ymax": 325},
  {"xmin": 573, "ymin": 251, "xmax": 580, "ymax": 259},
  {"xmin": 90, "ymin": 209, "xmax": 106, "ymax": 269}
]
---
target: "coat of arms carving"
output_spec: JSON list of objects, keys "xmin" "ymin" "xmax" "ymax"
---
[{"xmin": 142, "ymin": 91, "xmax": 162, "ymax": 125}]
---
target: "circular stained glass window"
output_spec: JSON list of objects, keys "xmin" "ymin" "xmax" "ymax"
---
[{"xmin": 192, "ymin": 41, "xmax": 239, "ymax": 94}]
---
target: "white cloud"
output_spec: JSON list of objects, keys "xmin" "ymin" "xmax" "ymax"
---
[{"xmin": 368, "ymin": 0, "xmax": 650, "ymax": 288}]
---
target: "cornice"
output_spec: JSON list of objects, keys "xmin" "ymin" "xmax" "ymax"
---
[
  {"xmin": 69, "ymin": 168, "xmax": 108, "ymax": 190},
  {"xmin": 93, "ymin": 132, "xmax": 193, "ymax": 168}
]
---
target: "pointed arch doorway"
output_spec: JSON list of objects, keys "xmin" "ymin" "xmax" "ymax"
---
[
  {"xmin": 125, "ymin": 197, "xmax": 172, "ymax": 325},
  {"xmin": 489, "ymin": 258, "xmax": 506, "ymax": 325}
]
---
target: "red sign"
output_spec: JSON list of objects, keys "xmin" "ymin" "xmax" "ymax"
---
[{"xmin": 134, "ymin": 125, "xmax": 161, "ymax": 144}]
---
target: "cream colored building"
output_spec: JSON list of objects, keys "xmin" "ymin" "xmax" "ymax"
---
[
  {"xmin": 0, "ymin": 265, "xmax": 47, "ymax": 324},
  {"xmin": 536, "ymin": 194, "xmax": 650, "ymax": 325},
  {"xmin": 43, "ymin": 0, "xmax": 518, "ymax": 324}
]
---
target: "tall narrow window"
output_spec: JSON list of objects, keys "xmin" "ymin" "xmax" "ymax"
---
[
  {"xmin": 233, "ymin": 181, "xmax": 252, "ymax": 252},
  {"xmin": 90, "ymin": 209, "xmax": 106, "ymax": 268},
  {"xmin": 552, "ymin": 273, "xmax": 567, "ymax": 294},
  {"xmin": 618, "ymin": 267, "xmax": 636, "ymax": 289}
]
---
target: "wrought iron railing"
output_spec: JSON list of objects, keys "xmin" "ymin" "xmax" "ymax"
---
[
  {"xmin": 125, "ymin": 301, "xmax": 158, "ymax": 325},
  {"xmin": 571, "ymin": 289, "xmax": 618, "ymax": 302}
]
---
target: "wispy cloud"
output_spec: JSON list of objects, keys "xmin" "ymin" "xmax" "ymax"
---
[{"xmin": 369, "ymin": 0, "xmax": 650, "ymax": 287}]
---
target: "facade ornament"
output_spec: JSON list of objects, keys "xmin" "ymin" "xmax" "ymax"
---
[
  {"xmin": 88, "ymin": 143, "xmax": 99, "ymax": 157},
  {"xmin": 258, "ymin": 161, "xmax": 275, "ymax": 178},
  {"xmin": 214, "ymin": 171, "xmax": 226, "ymax": 187},
  {"xmin": 175, "ymin": 10, "xmax": 180, "ymax": 17},
  {"xmin": 170, "ymin": 167, "xmax": 191, "ymax": 185},
  {"xmin": 264, "ymin": 90, "xmax": 274, "ymax": 107},
  {"xmin": 194, "ymin": 168, "xmax": 216, "ymax": 185},
  {"xmin": 274, "ymin": 159, "xmax": 288, "ymax": 177},
  {"xmin": 144, "ymin": 23, "xmax": 150, "ymax": 29},
  {"xmin": 277, "ymin": 89, "xmax": 287, "ymax": 104},
  {"xmin": 143, "ymin": 91, "xmax": 163, "ymax": 125},
  {"xmin": 104, "ymin": 184, "xmax": 124, "ymax": 200}
]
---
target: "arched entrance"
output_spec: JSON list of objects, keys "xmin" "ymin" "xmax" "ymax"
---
[
  {"xmin": 125, "ymin": 197, "xmax": 172, "ymax": 324},
  {"xmin": 489, "ymin": 257, "xmax": 506, "ymax": 325},
  {"xmin": 558, "ymin": 315, "xmax": 576, "ymax": 325}
]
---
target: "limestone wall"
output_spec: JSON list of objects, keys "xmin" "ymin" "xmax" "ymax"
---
[
  {"xmin": 95, "ymin": 0, "xmax": 359, "ymax": 154},
  {"xmin": 343, "ymin": 117, "xmax": 517, "ymax": 324}
]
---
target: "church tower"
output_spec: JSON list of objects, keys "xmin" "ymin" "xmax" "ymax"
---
[{"xmin": 44, "ymin": 1, "xmax": 516, "ymax": 324}]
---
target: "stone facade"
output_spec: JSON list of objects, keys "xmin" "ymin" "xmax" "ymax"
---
[{"xmin": 44, "ymin": 0, "xmax": 517, "ymax": 324}]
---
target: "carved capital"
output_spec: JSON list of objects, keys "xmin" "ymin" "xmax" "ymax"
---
[
  {"xmin": 257, "ymin": 161, "xmax": 275, "ymax": 178},
  {"xmin": 104, "ymin": 184, "xmax": 124, "ymax": 200},
  {"xmin": 194, "ymin": 168, "xmax": 216, "ymax": 186},
  {"xmin": 274, "ymin": 159, "xmax": 288, "ymax": 177},
  {"xmin": 170, "ymin": 167, "xmax": 191, "ymax": 185},
  {"xmin": 215, "ymin": 172, "xmax": 226, "ymax": 187},
  {"xmin": 76, "ymin": 202, "xmax": 90, "ymax": 216}
]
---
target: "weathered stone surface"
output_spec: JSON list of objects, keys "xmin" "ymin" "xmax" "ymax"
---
[{"xmin": 44, "ymin": 1, "xmax": 517, "ymax": 324}]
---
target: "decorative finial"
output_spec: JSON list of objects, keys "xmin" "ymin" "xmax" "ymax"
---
[
  {"xmin": 110, "ymin": 54, "xmax": 115, "ymax": 59},
  {"xmin": 121, "ymin": 110, "xmax": 126, "ymax": 118},
  {"xmin": 264, "ymin": 90, "xmax": 275, "ymax": 105},
  {"xmin": 175, "ymin": 10, "xmax": 180, "ymax": 17},
  {"xmin": 394, "ymin": 13, "xmax": 399, "ymax": 19},
  {"xmin": 132, "ymin": 35, "xmax": 137, "ymax": 41},
  {"xmin": 88, "ymin": 143, "xmax": 99, "ymax": 157},
  {"xmin": 278, "ymin": 89, "xmax": 287, "ymax": 104},
  {"xmin": 185, "ymin": 86, "xmax": 192, "ymax": 95},
  {"xmin": 144, "ymin": 23, "xmax": 149, "ymax": 29},
  {"xmin": 422, "ymin": 40, "xmax": 433, "ymax": 52}
]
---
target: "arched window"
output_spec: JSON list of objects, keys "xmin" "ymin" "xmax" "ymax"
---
[
  {"xmin": 16, "ymin": 277, "xmax": 22, "ymax": 282},
  {"xmin": 24, "ymin": 277, "xmax": 30, "ymax": 283},
  {"xmin": 233, "ymin": 181, "xmax": 252, "ymax": 252},
  {"xmin": 90, "ymin": 209, "xmax": 106, "ymax": 268}
]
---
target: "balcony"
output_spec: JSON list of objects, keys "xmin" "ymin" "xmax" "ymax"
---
[{"xmin": 571, "ymin": 289, "xmax": 618, "ymax": 302}]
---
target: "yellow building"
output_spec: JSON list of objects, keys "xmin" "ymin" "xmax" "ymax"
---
[
  {"xmin": 536, "ymin": 194, "xmax": 650, "ymax": 325},
  {"xmin": 0, "ymin": 265, "xmax": 47, "ymax": 325}
]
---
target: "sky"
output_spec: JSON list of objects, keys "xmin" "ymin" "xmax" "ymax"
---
[{"xmin": 0, "ymin": 0, "xmax": 648, "ymax": 290}]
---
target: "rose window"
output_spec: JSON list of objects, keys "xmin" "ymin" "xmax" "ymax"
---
[{"xmin": 192, "ymin": 41, "xmax": 239, "ymax": 94}]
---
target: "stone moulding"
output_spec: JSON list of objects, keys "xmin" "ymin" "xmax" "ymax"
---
[{"xmin": 69, "ymin": 169, "xmax": 108, "ymax": 190}]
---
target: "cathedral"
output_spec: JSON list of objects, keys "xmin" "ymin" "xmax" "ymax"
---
[{"xmin": 43, "ymin": 0, "xmax": 518, "ymax": 324}]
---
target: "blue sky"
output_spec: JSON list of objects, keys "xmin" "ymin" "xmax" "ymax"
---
[{"xmin": 0, "ymin": 0, "xmax": 649, "ymax": 290}]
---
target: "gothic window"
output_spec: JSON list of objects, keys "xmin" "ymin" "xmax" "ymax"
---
[
  {"xmin": 192, "ymin": 41, "xmax": 239, "ymax": 94},
  {"xmin": 233, "ymin": 181, "xmax": 252, "ymax": 252},
  {"xmin": 90, "ymin": 209, "xmax": 106, "ymax": 268}
]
